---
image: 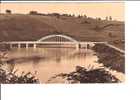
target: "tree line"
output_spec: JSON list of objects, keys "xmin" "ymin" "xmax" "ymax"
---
[{"xmin": 4, "ymin": 9, "xmax": 114, "ymax": 21}]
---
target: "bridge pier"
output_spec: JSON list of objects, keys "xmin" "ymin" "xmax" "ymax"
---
[
  {"xmin": 78, "ymin": 44, "xmax": 81, "ymax": 49},
  {"xmin": 85, "ymin": 43, "xmax": 88, "ymax": 50},
  {"xmin": 76, "ymin": 43, "xmax": 79, "ymax": 51},
  {"xmin": 87, "ymin": 44, "xmax": 90, "ymax": 49},
  {"xmin": 10, "ymin": 44, "xmax": 12, "ymax": 49},
  {"xmin": 18, "ymin": 43, "xmax": 21, "ymax": 49},
  {"xmin": 33, "ymin": 44, "xmax": 37, "ymax": 49},
  {"xmin": 26, "ymin": 43, "xmax": 29, "ymax": 49}
]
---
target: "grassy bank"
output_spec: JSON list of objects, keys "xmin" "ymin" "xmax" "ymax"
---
[
  {"xmin": 0, "ymin": 14, "xmax": 124, "ymax": 46},
  {"xmin": 93, "ymin": 44, "xmax": 125, "ymax": 73}
]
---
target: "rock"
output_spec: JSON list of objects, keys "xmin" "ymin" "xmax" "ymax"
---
[{"xmin": 75, "ymin": 66, "xmax": 86, "ymax": 73}]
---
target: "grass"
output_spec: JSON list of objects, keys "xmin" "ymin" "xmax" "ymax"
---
[
  {"xmin": 93, "ymin": 44, "xmax": 125, "ymax": 73},
  {"xmin": 0, "ymin": 13, "xmax": 124, "ymax": 49}
]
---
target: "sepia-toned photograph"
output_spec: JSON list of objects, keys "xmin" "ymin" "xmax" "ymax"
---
[{"xmin": 0, "ymin": 2, "xmax": 125, "ymax": 84}]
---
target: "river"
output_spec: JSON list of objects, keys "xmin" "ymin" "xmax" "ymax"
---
[{"xmin": 6, "ymin": 47, "xmax": 101, "ymax": 83}]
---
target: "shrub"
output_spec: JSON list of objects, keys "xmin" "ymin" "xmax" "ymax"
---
[
  {"xmin": 48, "ymin": 66, "xmax": 120, "ymax": 83},
  {"xmin": 0, "ymin": 51, "xmax": 39, "ymax": 84},
  {"xmin": 29, "ymin": 11, "xmax": 38, "ymax": 15},
  {"xmin": 6, "ymin": 10, "xmax": 12, "ymax": 14},
  {"xmin": 0, "ymin": 69, "xmax": 39, "ymax": 84}
]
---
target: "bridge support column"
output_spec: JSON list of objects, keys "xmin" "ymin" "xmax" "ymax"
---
[
  {"xmin": 87, "ymin": 43, "xmax": 90, "ymax": 49},
  {"xmin": 83, "ymin": 43, "xmax": 87, "ymax": 50},
  {"xmin": 33, "ymin": 44, "xmax": 37, "ymax": 49},
  {"xmin": 18, "ymin": 43, "xmax": 21, "ymax": 49},
  {"xmin": 76, "ymin": 43, "xmax": 79, "ymax": 51},
  {"xmin": 78, "ymin": 44, "xmax": 81, "ymax": 49},
  {"xmin": 10, "ymin": 44, "xmax": 12, "ymax": 49},
  {"xmin": 26, "ymin": 43, "xmax": 28, "ymax": 49},
  {"xmin": 91, "ymin": 43, "xmax": 95, "ymax": 48}
]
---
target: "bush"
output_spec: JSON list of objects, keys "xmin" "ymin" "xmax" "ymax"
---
[
  {"xmin": 0, "ymin": 51, "xmax": 39, "ymax": 84},
  {"xmin": 6, "ymin": 10, "xmax": 12, "ymax": 14},
  {"xmin": 48, "ymin": 66, "xmax": 120, "ymax": 83},
  {"xmin": 29, "ymin": 11, "xmax": 38, "ymax": 15},
  {"xmin": 81, "ymin": 20, "xmax": 90, "ymax": 24},
  {"xmin": 94, "ymin": 25, "xmax": 101, "ymax": 31},
  {"xmin": 0, "ymin": 69, "xmax": 39, "ymax": 84}
]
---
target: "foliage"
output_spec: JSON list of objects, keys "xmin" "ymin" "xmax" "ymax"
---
[
  {"xmin": 0, "ymin": 51, "xmax": 39, "ymax": 84},
  {"xmin": 0, "ymin": 69, "xmax": 39, "ymax": 84},
  {"xmin": 93, "ymin": 44, "xmax": 125, "ymax": 73},
  {"xmin": 49, "ymin": 66, "xmax": 120, "ymax": 83},
  {"xmin": 29, "ymin": 11, "xmax": 38, "ymax": 15},
  {"xmin": 94, "ymin": 25, "xmax": 101, "ymax": 31},
  {"xmin": 5, "ymin": 9, "xmax": 12, "ymax": 14}
]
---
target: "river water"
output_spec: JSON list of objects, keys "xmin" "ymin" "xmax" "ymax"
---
[{"xmin": 6, "ymin": 47, "xmax": 101, "ymax": 83}]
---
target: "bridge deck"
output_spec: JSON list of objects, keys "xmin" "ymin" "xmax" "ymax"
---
[
  {"xmin": 0, "ymin": 41, "xmax": 107, "ymax": 44},
  {"xmin": 0, "ymin": 41, "xmax": 124, "ymax": 54}
]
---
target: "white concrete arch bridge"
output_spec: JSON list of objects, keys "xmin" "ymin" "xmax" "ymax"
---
[{"xmin": 0, "ymin": 34, "xmax": 107, "ymax": 50}]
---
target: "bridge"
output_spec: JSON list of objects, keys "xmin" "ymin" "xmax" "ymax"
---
[
  {"xmin": 0, "ymin": 34, "xmax": 124, "ymax": 53},
  {"xmin": 0, "ymin": 34, "xmax": 107, "ymax": 50}
]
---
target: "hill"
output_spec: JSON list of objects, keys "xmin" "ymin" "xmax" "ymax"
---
[{"xmin": 0, "ymin": 13, "xmax": 125, "ymax": 49}]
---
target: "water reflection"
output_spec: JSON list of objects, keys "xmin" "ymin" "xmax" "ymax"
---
[{"xmin": 7, "ymin": 48, "xmax": 99, "ymax": 83}]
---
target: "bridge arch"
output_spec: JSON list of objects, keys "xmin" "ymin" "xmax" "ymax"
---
[{"xmin": 37, "ymin": 34, "xmax": 78, "ymax": 42}]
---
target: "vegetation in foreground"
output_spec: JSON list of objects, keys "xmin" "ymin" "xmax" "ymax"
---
[
  {"xmin": 0, "ymin": 68, "xmax": 39, "ymax": 84},
  {"xmin": 0, "ymin": 43, "xmax": 123, "ymax": 84},
  {"xmin": 48, "ymin": 66, "xmax": 120, "ymax": 83},
  {"xmin": 0, "ymin": 51, "xmax": 121, "ymax": 83},
  {"xmin": 0, "ymin": 51, "xmax": 39, "ymax": 84}
]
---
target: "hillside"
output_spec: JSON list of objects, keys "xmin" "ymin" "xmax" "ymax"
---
[{"xmin": 0, "ymin": 14, "xmax": 125, "ymax": 49}]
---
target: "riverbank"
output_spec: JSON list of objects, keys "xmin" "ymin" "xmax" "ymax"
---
[
  {"xmin": 46, "ymin": 45, "xmax": 125, "ymax": 83},
  {"xmin": 93, "ymin": 44, "xmax": 125, "ymax": 73},
  {"xmin": 0, "ymin": 43, "xmax": 125, "ymax": 83},
  {"xmin": 47, "ymin": 62, "xmax": 126, "ymax": 83},
  {"xmin": 0, "ymin": 48, "xmax": 39, "ymax": 84},
  {"xmin": 108, "ymin": 40, "xmax": 125, "ymax": 50}
]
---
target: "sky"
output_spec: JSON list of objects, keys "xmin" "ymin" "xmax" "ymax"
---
[{"xmin": 0, "ymin": 2, "xmax": 124, "ymax": 21}]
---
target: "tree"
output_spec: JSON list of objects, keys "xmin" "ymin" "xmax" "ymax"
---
[
  {"xmin": 83, "ymin": 14, "xmax": 87, "ymax": 18},
  {"xmin": 72, "ymin": 14, "xmax": 75, "ymax": 17},
  {"xmin": 105, "ymin": 16, "xmax": 108, "ymax": 20},
  {"xmin": 6, "ymin": 9, "xmax": 12, "ymax": 14},
  {"xmin": 98, "ymin": 17, "xmax": 102, "ymax": 21},
  {"xmin": 78, "ymin": 15, "xmax": 82, "ymax": 18},
  {"xmin": 29, "ymin": 11, "xmax": 38, "ymax": 15},
  {"xmin": 109, "ymin": 16, "xmax": 112, "ymax": 21}
]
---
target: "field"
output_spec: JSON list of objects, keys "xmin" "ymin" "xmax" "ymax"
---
[{"xmin": 0, "ymin": 13, "xmax": 125, "ymax": 49}]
